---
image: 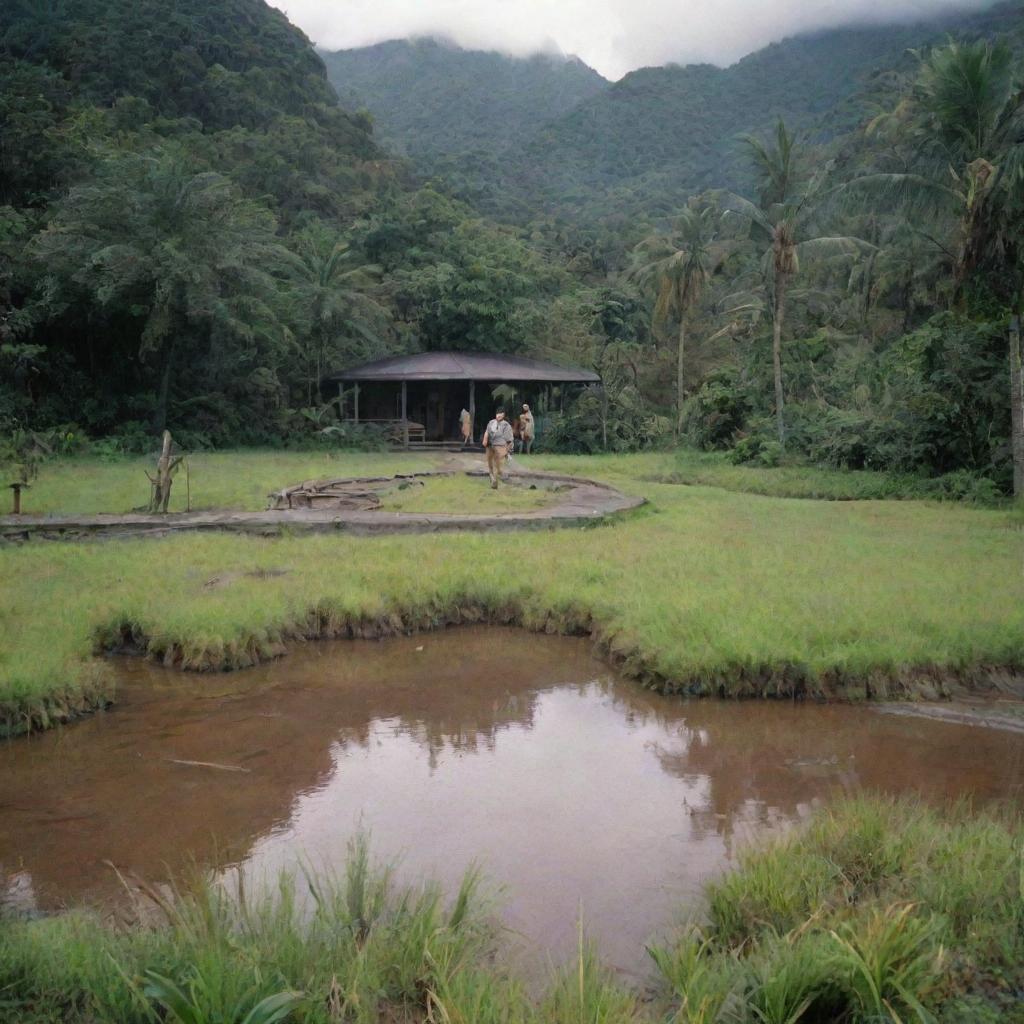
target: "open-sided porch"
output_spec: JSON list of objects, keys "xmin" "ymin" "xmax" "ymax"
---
[{"xmin": 325, "ymin": 352, "xmax": 600, "ymax": 448}]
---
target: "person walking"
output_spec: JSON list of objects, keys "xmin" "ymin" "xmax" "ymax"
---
[
  {"xmin": 459, "ymin": 407, "xmax": 472, "ymax": 448},
  {"xmin": 519, "ymin": 403, "xmax": 535, "ymax": 454},
  {"xmin": 481, "ymin": 408, "xmax": 514, "ymax": 488}
]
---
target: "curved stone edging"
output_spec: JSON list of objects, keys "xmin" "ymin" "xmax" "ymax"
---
[{"xmin": 0, "ymin": 467, "xmax": 645, "ymax": 543}]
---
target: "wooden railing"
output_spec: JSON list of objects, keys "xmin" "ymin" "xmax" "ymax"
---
[{"xmin": 356, "ymin": 419, "xmax": 427, "ymax": 444}]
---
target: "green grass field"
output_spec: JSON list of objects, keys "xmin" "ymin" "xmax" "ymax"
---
[
  {"xmin": 2, "ymin": 451, "xmax": 1022, "ymax": 734},
  {"xmin": 15, "ymin": 451, "xmax": 429, "ymax": 516},
  {"xmin": 536, "ymin": 450, "xmax": 1001, "ymax": 502},
  {"xmin": 2, "ymin": 798, "xmax": 1021, "ymax": 1023}
]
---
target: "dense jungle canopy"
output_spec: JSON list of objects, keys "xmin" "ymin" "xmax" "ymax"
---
[{"xmin": 1, "ymin": 0, "xmax": 1023, "ymax": 490}]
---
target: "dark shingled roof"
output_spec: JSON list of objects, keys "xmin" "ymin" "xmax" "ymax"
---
[{"xmin": 327, "ymin": 351, "xmax": 600, "ymax": 383}]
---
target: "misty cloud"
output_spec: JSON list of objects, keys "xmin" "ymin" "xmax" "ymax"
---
[{"xmin": 274, "ymin": 0, "xmax": 1001, "ymax": 79}]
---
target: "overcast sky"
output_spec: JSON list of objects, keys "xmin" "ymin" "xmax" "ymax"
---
[{"xmin": 273, "ymin": 0, "xmax": 998, "ymax": 79}]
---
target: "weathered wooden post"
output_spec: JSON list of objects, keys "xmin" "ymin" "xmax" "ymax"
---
[
  {"xmin": 469, "ymin": 379, "xmax": 476, "ymax": 442},
  {"xmin": 1010, "ymin": 314, "xmax": 1023, "ymax": 500},
  {"xmin": 8, "ymin": 482, "xmax": 27, "ymax": 515},
  {"xmin": 401, "ymin": 379, "xmax": 409, "ymax": 447},
  {"xmin": 353, "ymin": 383, "xmax": 360, "ymax": 424}
]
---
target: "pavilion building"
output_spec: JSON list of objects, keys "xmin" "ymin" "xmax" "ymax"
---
[{"xmin": 325, "ymin": 351, "xmax": 599, "ymax": 447}]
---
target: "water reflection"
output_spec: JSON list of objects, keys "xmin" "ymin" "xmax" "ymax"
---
[{"xmin": 1, "ymin": 628, "xmax": 1022, "ymax": 972}]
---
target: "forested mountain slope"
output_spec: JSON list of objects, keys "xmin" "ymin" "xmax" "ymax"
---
[
  {"xmin": 0, "ymin": 0, "xmax": 382, "ymax": 216},
  {"xmin": 0, "ymin": 0, "xmax": 393, "ymax": 439},
  {"xmin": 1, "ymin": 0, "xmax": 376, "ymax": 139},
  {"xmin": 320, "ymin": 38, "xmax": 608, "ymax": 155},
  {"xmin": 326, "ymin": 2, "xmax": 1023, "ymax": 224},
  {"xmin": 523, "ymin": 3, "xmax": 1024, "ymax": 198}
]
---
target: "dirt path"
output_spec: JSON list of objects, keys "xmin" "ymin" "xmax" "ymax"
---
[
  {"xmin": 874, "ymin": 698, "xmax": 1024, "ymax": 734},
  {"xmin": 0, "ymin": 464, "xmax": 644, "ymax": 543}
]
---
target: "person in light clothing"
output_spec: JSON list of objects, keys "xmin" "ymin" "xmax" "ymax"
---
[
  {"xmin": 481, "ymin": 408, "xmax": 514, "ymax": 488},
  {"xmin": 518, "ymin": 403, "xmax": 535, "ymax": 454},
  {"xmin": 459, "ymin": 407, "xmax": 472, "ymax": 448}
]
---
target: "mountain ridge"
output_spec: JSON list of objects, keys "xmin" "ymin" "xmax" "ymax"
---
[
  {"xmin": 322, "ymin": 1, "xmax": 1024, "ymax": 224},
  {"xmin": 320, "ymin": 36, "xmax": 608, "ymax": 156}
]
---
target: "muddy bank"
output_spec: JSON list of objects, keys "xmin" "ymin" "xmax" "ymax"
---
[
  {"xmin": 877, "ymin": 697, "xmax": 1024, "ymax": 733},
  {"xmin": 6, "ymin": 596, "xmax": 1022, "ymax": 738},
  {"xmin": 0, "ymin": 664, "xmax": 114, "ymax": 740},
  {"xmin": 101, "ymin": 597, "xmax": 1024, "ymax": 699}
]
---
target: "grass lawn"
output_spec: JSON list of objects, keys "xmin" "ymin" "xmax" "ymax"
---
[
  {"xmin": 378, "ymin": 473, "xmax": 558, "ymax": 514},
  {"xmin": 14, "ymin": 450, "xmax": 434, "ymax": 516},
  {"xmin": 583, "ymin": 448, "xmax": 999, "ymax": 501},
  {"xmin": 2, "ymin": 451, "xmax": 1023, "ymax": 734}
]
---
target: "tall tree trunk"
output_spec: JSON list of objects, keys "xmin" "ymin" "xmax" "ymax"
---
[
  {"xmin": 901, "ymin": 269, "xmax": 913, "ymax": 334},
  {"xmin": 154, "ymin": 338, "xmax": 176, "ymax": 434},
  {"xmin": 315, "ymin": 326, "xmax": 326, "ymax": 406},
  {"xmin": 1010, "ymin": 313, "xmax": 1023, "ymax": 500},
  {"xmin": 772, "ymin": 271, "xmax": 788, "ymax": 446},
  {"xmin": 601, "ymin": 387, "xmax": 609, "ymax": 451},
  {"xmin": 675, "ymin": 318, "xmax": 685, "ymax": 437}
]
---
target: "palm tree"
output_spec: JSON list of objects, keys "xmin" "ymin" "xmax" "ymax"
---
[
  {"xmin": 844, "ymin": 40, "xmax": 1023, "ymax": 305},
  {"xmin": 725, "ymin": 121, "xmax": 872, "ymax": 444},
  {"xmin": 280, "ymin": 229, "xmax": 388, "ymax": 406},
  {"xmin": 32, "ymin": 149, "xmax": 287, "ymax": 432},
  {"xmin": 629, "ymin": 204, "xmax": 722, "ymax": 435},
  {"xmin": 843, "ymin": 40, "xmax": 1024, "ymax": 494}
]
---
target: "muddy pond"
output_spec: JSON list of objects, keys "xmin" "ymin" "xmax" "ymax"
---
[{"xmin": 2, "ymin": 628, "xmax": 1023, "ymax": 976}]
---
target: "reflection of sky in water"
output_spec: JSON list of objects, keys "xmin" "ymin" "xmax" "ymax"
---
[
  {"xmin": 2, "ymin": 629, "xmax": 1023, "ymax": 978},
  {"xmin": 0, "ymin": 870, "xmax": 39, "ymax": 918},
  {"xmin": 240, "ymin": 684, "xmax": 728, "ymax": 975}
]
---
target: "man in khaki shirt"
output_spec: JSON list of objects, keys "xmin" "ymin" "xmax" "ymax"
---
[{"xmin": 481, "ymin": 408, "xmax": 514, "ymax": 488}]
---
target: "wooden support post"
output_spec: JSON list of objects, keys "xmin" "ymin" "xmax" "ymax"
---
[
  {"xmin": 469, "ymin": 379, "xmax": 476, "ymax": 442},
  {"xmin": 9, "ymin": 482, "xmax": 26, "ymax": 515},
  {"xmin": 339, "ymin": 381, "xmax": 346, "ymax": 420},
  {"xmin": 401, "ymin": 380, "xmax": 409, "ymax": 448},
  {"xmin": 353, "ymin": 384, "xmax": 360, "ymax": 425}
]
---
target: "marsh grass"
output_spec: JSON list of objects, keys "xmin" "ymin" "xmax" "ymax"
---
[
  {"xmin": 2, "ymin": 454, "xmax": 1023, "ymax": 733},
  {"xmin": 0, "ymin": 837, "xmax": 500, "ymax": 1024},
  {"xmin": 678, "ymin": 797, "xmax": 1024, "ymax": 1024},
  {"xmin": 2, "ymin": 800, "xmax": 1020, "ymax": 1023},
  {"xmin": 377, "ymin": 474, "xmax": 556, "ymax": 515}
]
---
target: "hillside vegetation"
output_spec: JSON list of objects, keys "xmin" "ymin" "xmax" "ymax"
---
[{"xmin": 321, "ymin": 37, "xmax": 607, "ymax": 155}]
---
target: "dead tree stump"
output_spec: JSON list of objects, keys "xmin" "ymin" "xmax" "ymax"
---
[{"xmin": 146, "ymin": 431, "xmax": 183, "ymax": 514}]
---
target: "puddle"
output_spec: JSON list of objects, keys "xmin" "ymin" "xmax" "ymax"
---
[{"xmin": 2, "ymin": 627, "xmax": 1022, "ymax": 975}]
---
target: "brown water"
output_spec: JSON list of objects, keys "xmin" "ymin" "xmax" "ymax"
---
[{"xmin": 2, "ymin": 628, "xmax": 1023, "ymax": 975}]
